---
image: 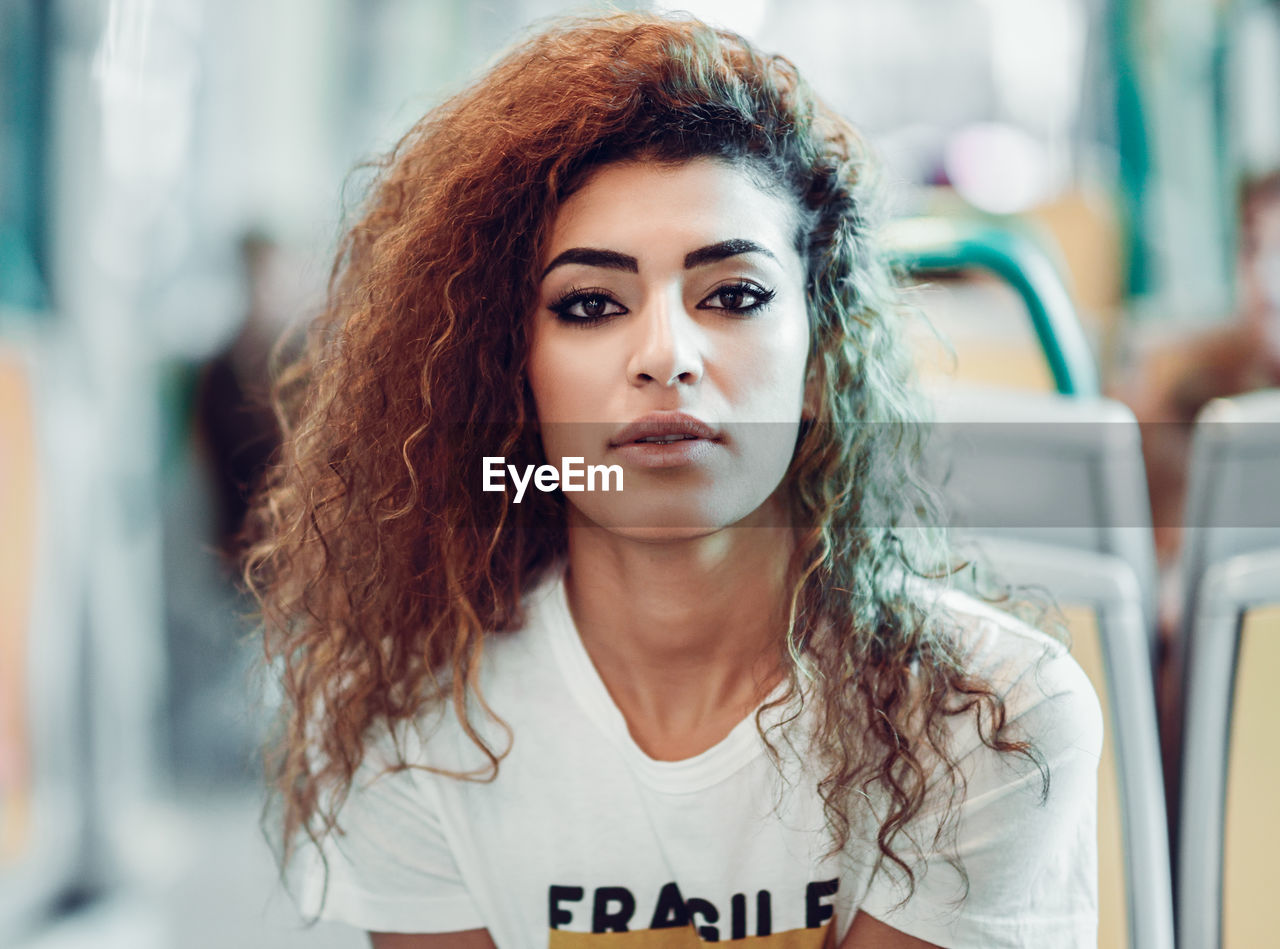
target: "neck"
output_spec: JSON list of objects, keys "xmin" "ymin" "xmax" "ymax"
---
[{"xmin": 562, "ymin": 503, "xmax": 796, "ymax": 759}]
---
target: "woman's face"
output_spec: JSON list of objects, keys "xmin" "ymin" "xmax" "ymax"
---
[{"xmin": 527, "ymin": 157, "xmax": 812, "ymax": 539}]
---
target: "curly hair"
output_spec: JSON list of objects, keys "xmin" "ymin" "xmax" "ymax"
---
[{"xmin": 245, "ymin": 11, "xmax": 1044, "ymax": 904}]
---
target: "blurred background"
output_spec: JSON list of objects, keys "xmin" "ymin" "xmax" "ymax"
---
[{"xmin": 2, "ymin": 0, "xmax": 1279, "ymax": 947}]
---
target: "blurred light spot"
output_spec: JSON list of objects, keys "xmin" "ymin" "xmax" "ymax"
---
[{"xmin": 945, "ymin": 122, "xmax": 1053, "ymax": 215}]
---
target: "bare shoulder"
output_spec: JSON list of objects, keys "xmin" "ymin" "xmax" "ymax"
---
[
  {"xmin": 369, "ymin": 930, "xmax": 496, "ymax": 948},
  {"xmin": 839, "ymin": 910, "xmax": 941, "ymax": 948}
]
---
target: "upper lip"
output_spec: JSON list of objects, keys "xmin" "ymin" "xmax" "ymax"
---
[{"xmin": 610, "ymin": 412, "xmax": 721, "ymax": 447}]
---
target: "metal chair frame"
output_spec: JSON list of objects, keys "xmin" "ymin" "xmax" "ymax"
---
[{"xmin": 1177, "ymin": 546, "xmax": 1280, "ymax": 949}]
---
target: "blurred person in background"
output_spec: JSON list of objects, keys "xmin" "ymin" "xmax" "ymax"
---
[
  {"xmin": 1120, "ymin": 171, "xmax": 1280, "ymax": 573},
  {"xmin": 162, "ymin": 230, "xmax": 291, "ymax": 786},
  {"xmin": 245, "ymin": 12, "xmax": 1101, "ymax": 948},
  {"xmin": 196, "ymin": 230, "xmax": 286, "ymax": 567}
]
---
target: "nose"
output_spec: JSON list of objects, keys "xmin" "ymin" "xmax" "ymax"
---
[{"xmin": 626, "ymin": 292, "xmax": 704, "ymax": 388}]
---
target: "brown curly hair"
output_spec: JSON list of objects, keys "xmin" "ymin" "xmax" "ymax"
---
[{"xmin": 245, "ymin": 10, "xmax": 1043, "ymax": 905}]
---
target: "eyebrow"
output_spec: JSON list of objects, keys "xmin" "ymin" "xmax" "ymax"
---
[
  {"xmin": 683, "ymin": 239, "xmax": 777, "ymax": 269},
  {"xmin": 540, "ymin": 239, "xmax": 777, "ymax": 279},
  {"xmin": 541, "ymin": 248, "xmax": 637, "ymax": 278}
]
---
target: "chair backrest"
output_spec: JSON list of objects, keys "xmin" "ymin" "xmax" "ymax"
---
[
  {"xmin": 886, "ymin": 216, "xmax": 1101, "ymax": 396},
  {"xmin": 1179, "ymin": 389, "xmax": 1280, "ymax": 630},
  {"xmin": 968, "ymin": 537, "xmax": 1175, "ymax": 949},
  {"xmin": 1178, "ymin": 546, "xmax": 1280, "ymax": 949},
  {"xmin": 926, "ymin": 386, "xmax": 1160, "ymax": 650}
]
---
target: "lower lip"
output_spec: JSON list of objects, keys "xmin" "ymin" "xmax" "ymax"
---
[{"xmin": 612, "ymin": 437, "xmax": 721, "ymax": 469}]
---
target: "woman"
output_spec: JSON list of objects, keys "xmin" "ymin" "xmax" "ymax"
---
[{"xmin": 246, "ymin": 13, "xmax": 1101, "ymax": 948}]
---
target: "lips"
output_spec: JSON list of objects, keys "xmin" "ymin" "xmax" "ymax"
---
[
  {"xmin": 608, "ymin": 412, "xmax": 722, "ymax": 470},
  {"xmin": 609, "ymin": 412, "xmax": 720, "ymax": 447}
]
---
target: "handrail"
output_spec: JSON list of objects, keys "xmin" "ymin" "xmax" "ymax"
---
[{"xmin": 884, "ymin": 217, "xmax": 1101, "ymax": 397}]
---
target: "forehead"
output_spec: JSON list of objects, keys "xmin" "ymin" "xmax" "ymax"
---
[{"xmin": 545, "ymin": 158, "xmax": 801, "ymax": 265}]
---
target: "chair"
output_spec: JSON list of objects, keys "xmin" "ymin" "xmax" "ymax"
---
[
  {"xmin": 1169, "ymin": 389, "xmax": 1280, "ymax": 866},
  {"xmin": 1178, "ymin": 546, "xmax": 1280, "ymax": 949},
  {"xmin": 895, "ymin": 220, "xmax": 1160, "ymax": 637},
  {"xmin": 925, "ymin": 385, "xmax": 1161, "ymax": 655},
  {"xmin": 966, "ymin": 537, "xmax": 1175, "ymax": 949},
  {"xmin": 1178, "ymin": 389, "xmax": 1280, "ymax": 632}
]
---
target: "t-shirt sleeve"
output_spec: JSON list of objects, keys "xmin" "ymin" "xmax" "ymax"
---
[
  {"xmin": 857, "ymin": 629, "xmax": 1103, "ymax": 949},
  {"xmin": 290, "ymin": 726, "xmax": 485, "ymax": 934}
]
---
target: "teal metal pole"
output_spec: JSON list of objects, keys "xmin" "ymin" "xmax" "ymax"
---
[
  {"xmin": 1112, "ymin": 0, "xmax": 1154, "ymax": 299},
  {"xmin": 885, "ymin": 217, "xmax": 1101, "ymax": 398}
]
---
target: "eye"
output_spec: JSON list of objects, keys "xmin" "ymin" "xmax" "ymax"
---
[
  {"xmin": 698, "ymin": 281, "xmax": 776, "ymax": 314},
  {"xmin": 548, "ymin": 288, "xmax": 628, "ymax": 324}
]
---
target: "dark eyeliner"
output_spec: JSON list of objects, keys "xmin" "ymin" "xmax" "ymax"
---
[
  {"xmin": 547, "ymin": 286, "xmax": 628, "ymax": 324},
  {"xmin": 698, "ymin": 281, "xmax": 777, "ymax": 314}
]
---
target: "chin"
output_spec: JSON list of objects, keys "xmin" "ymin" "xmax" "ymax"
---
[
  {"xmin": 565, "ymin": 489, "xmax": 787, "ymax": 540},
  {"xmin": 602, "ymin": 523, "xmax": 727, "ymax": 544}
]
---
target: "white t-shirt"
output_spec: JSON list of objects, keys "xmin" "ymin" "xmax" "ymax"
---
[{"xmin": 294, "ymin": 571, "xmax": 1102, "ymax": 948}]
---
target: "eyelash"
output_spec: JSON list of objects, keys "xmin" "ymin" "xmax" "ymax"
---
[
  {"xmin": 547, "ymin": 282, "xmax": 777, "ymax": 325},
  {"xmin": 547, "ymin": 286, "xmax": 627, "ymax": 324},
  {"xmin": 701, "ymin": 282, "xmax": 777, "ymax": 314}
]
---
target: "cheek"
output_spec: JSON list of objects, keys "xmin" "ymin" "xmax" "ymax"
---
[
  {"xmin": 725, "ymin": 315, "xmax": 811, "ymax": 411},
  {"xmin": 528, "ymin": 329, "xmax": 615, "ymax": 426}
]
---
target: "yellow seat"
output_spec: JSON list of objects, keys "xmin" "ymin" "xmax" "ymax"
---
[
  {"xmin": 1223, "ymin": 604, "xmax": 1280, "ymax": 946},
  {"xmin": 1062, "ymin": 603, "xmax": 1129, "ymax": 949}
]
